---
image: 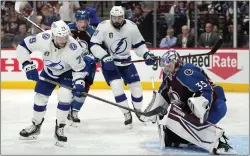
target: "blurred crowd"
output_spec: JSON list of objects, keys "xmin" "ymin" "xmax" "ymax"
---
[{"xmin": 1, "ymin": 1, "xmax": 249, "ymax": 49}]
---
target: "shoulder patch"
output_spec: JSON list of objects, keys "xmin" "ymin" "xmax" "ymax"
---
[
  {"xmin": 69, "ymin": 43, "xmax": 77, "ymax": 50},
  {"xmin": 42, "ymin": 33, "xmax": 50, "ymax": 40},
  {"xmin": 184, "ymin": 69, "xmax": 193, "ymax": 76}
]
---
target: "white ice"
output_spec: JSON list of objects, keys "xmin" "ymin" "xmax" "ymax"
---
[{"xmin": 1, "ymin": 90, "xmax": 249, "ymax": 155}]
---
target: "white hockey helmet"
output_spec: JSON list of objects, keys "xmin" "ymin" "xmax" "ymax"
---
[
  {"xmin": 110, "ymin": 6, "xmax": 125, "ymax": 29},
  {"xmin": 51, "ymin": 20, "xmax": 70, "ymax": 48},
  {"xmin": 51, "ymin": 20, "xmax": 70, "ymax": 37}
]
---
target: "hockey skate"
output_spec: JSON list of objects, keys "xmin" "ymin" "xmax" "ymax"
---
[
  {"xmin": 67, "ymin": 110, "xmax": 80, "ymax": 127},
  {"xmin": 54, "ymin": 120, "xmax": 67, "ymax": 147},
  {"xmin": 19, "ymin": 118, "xmax": 44, "ymax": 140},
  {"xmin": 213, "ymin": 134, "xmax": 237, "ymax": 155},
  {"xmin": 124, "ymin": 112, "xmax": 133, "ymax": 129}
]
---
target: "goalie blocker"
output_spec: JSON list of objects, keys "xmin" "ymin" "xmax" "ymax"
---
[{"xmin": 141, "ymin": 92, "xmax": 234, "ymax": 155}]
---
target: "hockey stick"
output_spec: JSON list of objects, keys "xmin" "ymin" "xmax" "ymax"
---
[
  {"xmin": 39, "ymin": 77, "xmax": 164, "ymax": 117},
  {"xmin": 15, "ymin": 2, "xmax": 45, "ymax": 32},
  {"xmin": 150, "ymin": 77, "xmax": 165, "ymax": 148},
  {"xmin": 122, "ymin": 38, "xmax": 223, "ymax": 64}
]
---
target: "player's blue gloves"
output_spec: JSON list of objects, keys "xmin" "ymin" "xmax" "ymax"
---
[
  {"xmin": 101, "ymin": 55, "xmax": 118, "ymax": 71},
  {"xmin": 143, "ymin": 52, "xmax": 157, "ymax": 65},
  {"xmin": 72, "ymin": 79, "xmax": 85, "ymax": 98},
  {"xmin": 22, "ymin": 61, "xmax": 39, "ymax": 81}
]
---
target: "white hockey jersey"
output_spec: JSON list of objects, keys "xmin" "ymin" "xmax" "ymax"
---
[
  {"xmin": 90, "ymin": 19, "xmax": 149, "ymax": 66},
  {"xmin": 16, "ymin": 30, "xmax": 86, "ymax": 79}
]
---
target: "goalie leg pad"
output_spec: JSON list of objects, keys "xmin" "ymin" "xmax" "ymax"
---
[
  {"xmin": 159, "ymin": 104, "xmax": 225, "ymax": 154},
  {"xmin": 140, "ymin": 92, "xmax": 169, "ymax": 122}
]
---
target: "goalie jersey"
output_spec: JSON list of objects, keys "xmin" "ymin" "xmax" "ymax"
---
[
  {"xmin": 90, "ymin": 19, "xmax": 149, "ymax": 64},
  {"xmin": 16, "ymin": 30, "xmax": 86, "ymax": 79},
  {"xmin": 158, "ymin": 63, "xmax": 217, "ymax": 108}
]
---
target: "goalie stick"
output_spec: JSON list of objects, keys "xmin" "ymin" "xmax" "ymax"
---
[
  {"xmin": 122, "ymin": 38, "xmax": 223, "ymax": 64},
  {"xmin": 39, "ymin": 77, "xmax": 164, "ymax": 117}
]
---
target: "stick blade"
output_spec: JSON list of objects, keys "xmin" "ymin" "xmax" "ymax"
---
[
  {"xmin": 143, "ymin": 106, "xmax": 164, "ymax": 117},
  {"xmin": 15, "ymin": 1, "xmax": 33, "ymax": 17}
]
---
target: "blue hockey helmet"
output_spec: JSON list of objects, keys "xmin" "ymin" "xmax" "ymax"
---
[
  {"xmin": 160, "ymin": 49, "xmax": 182, "ymax": 77},
  {"xmin": 75, "ymin": 10, "xmax": 90, "ymax": 21}
]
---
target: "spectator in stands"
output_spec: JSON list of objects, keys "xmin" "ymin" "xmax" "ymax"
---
[
  {"xmin": 159, "ymin": 27, "xmax": 177, "ymax": 48},
  {"xmin": 1, "ymin": 30, "xmax": 14, "ymax": 48},
  {"xmin": 4, "ymin": 8, "xmax": 19, "ymax": 35},
  {"xmin": 199, "ymin": 23, "xmax": 220, "ymax": 48},
  {"xmin": 57, "ymin": 1, "xmax": 80, "ymax": 24},
  {"xmin": 157, "ymin": 1, "xmax": 171, "ymax": 14},
  {"xmin": 239, "ymin": 1, "xmax": 249, "ymax": 14},
  {"xmin": 28, "ymin": 15, "xmax": 43, "ymax": 34},
  {"xmin": 139, "ymin": 5, "xmax": 154, "ymax": 47},
  {"xmin": 213, "ymin": 25, "xmax": 219, "ymax": 33},
  {"xmin": 131, "ymin": 6, "xmax": 145, "ymax": 27},
  {"xmin": 12, "ymin": 24, "xmax": 31, "ymax": 48},
  {"xmin": 117, "ymin": 1, "xmax": 134, "ymax": 20},
  {"xmin": 223, "ymin": 24, "xmax": 245, "ymax": 47},
  {"xmin": 175, "ymin": 25, "xmax": 195, "ymax": 48},
  {"xmin": 41, "ymin": 4, "xmax": 59, "ymax": 30}
]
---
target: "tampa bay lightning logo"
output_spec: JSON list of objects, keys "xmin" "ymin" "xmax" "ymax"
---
[
  {"xmin": 110, "ymin": 37, "xmax": 127, "ymax": 54},
  {"xmin": 42, "ymin": 33, "xmax": 50, "ymax": 40},
  {"xmin": 69, "ymin": 43, "xmax": 77, "ymax": 50},
  {"xmin": 44, "ymin": 60, "xmax": 64, "ymax": 70}
]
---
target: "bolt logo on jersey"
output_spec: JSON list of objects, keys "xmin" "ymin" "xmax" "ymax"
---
[
  {"xmin": 44, "ymin": 60, "xmax": 64, "ymax": 70},
  {"xmin": 69, "ymin": 43, "xmax": 77, "ymax": 50},
  {"xmin": 110, "ymin": 37, "xmax": 127, "ymax": 54}
]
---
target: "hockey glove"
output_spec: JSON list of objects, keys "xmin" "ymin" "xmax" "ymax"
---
[
  {"xmin": 22, "ymin": 61, "xmax": 39, "ymax": 81},
  {"xmin": 143, "ymin": 52, "xmax": 157, "ymax": 65},
  {"xmin": 72, "ymin": 79, "xmax": 85, "ymax": 98},
  {"xmin": 101, "ymin": 55, "xmax": 118, "ymax": 71}
]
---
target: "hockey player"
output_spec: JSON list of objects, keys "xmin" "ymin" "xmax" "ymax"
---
[
  {"xmin": 17, "ymin": 20, "xmax": 88, "ymax": 146},
  {"xmin": 69, "ymin": 10, "xmax": 95, "ymax": 52},
  {"xmin": 141, "ymin": 49, "xmax": 233, "ymax": 154},
  {"xmin": 67, "ymin": 10, "xmax": 96, "ymax": 126},
  {"xmin": 90, "ymin": 6, "xmax": 157, "ymax": 128}
]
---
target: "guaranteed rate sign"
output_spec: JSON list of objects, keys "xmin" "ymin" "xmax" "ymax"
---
[{"xmin": 181, "ymin": 52, "xmax": 242, "ymax": 80}]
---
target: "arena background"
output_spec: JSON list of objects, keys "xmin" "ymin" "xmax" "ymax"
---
[{"xmin": 1, "ymin": 1, "xmax": 249, "ymax": 92}]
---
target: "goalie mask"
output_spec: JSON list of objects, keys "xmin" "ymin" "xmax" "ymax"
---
[{"xmin": 159, "ymin": 49, "xmax": 182, "ymax": 78}]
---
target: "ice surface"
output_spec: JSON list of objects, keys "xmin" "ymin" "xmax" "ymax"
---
[{"xmin": 1, "ymin": 90, "xmax": 249, "ymax": 155}]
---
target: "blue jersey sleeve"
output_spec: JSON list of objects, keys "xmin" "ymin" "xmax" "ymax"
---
[
  {"xmin": 176, "ymin": 64, "xmax": 214, "ymax": 106},
  {"xmin": 86, "ymin": 26, "xmax": 95, "ymax": 36},
  {"xmin": 158, "ymin": 72, "xmax": 168, "ymax": 94}
]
